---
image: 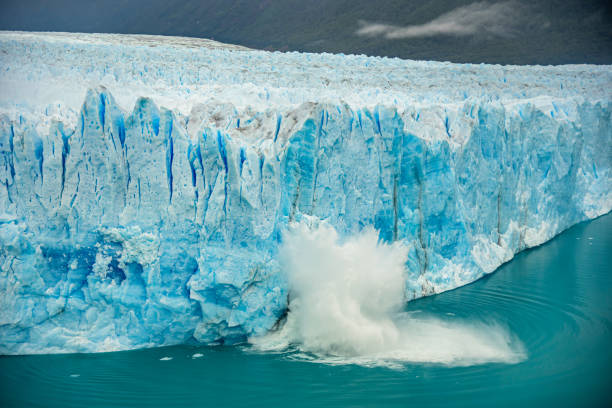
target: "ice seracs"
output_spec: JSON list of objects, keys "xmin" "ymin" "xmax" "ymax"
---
[{"xmin": 0, "ymin": 32, "xmax": 610, "ymax": 354}]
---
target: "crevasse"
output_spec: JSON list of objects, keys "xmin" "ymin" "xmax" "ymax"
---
[{"xmin": 0, "ymin": 32, "xmax": 610, "ymax": 354}]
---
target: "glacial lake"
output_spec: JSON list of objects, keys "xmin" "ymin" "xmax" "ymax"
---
[{"xmin": 1, "ymin": 214, "xmax": 610, "ymax": 407}]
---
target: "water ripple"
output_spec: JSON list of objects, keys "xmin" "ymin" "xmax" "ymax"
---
[{"xmin": 1, "ymin": 214, "xmax": 611, "ymax": 408}]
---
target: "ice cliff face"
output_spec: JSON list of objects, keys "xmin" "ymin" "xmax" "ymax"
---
[{"xmin": 0, "ymin": 32, "xmax": 610, "ymax": 354}]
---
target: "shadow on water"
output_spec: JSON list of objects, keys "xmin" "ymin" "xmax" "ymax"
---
[{"xmin": 1, "ymin": 214, "xmax": 611, "ymax": 407}]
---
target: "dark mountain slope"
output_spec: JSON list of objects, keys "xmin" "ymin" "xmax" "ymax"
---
[{"xmin": 1, "ymin": 0, "xmax": 610, "ymax": 64}]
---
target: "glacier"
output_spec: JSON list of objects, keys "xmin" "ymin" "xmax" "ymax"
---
[{"xmin": 0, "ymin": 31, "xmax": 610, "ymax": 355}]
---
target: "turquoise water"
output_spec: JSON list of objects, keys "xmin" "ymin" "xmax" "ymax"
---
[{"xmin": 1, "ymin": 214, "xmax": 611, "ymax": 407}]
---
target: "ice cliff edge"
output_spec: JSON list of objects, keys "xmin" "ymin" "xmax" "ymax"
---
[{"xmin": 0, "ymin": 32, "xmax": 610, "ymax": 354}]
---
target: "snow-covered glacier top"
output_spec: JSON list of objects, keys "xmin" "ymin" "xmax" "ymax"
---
[
  {"xmin": 1, "ymin": 31, "xmax": 610, "ymax": 117},
  {"xmin": 0, "ymin": 32, "xmax": 610, "ymax": 355}
]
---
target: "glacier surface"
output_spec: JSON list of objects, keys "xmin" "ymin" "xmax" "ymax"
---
[{"xmin": 0, "ymin": 32, "xmax": 610, "ymax": 354}]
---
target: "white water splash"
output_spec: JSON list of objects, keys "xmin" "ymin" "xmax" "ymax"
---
[{"xmin": 252, "ymin": 220, "xmax": 526, "ymax": 367}]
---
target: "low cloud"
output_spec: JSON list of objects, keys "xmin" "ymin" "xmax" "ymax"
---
[{"xmin": 356, "ymin": 1, "xmax": 544, "ymax": 40}]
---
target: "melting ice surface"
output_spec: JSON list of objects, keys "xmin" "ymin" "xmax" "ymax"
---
[
  {"xmin": 0, "ymin": 32, "xmax": 610, "ymax": 355},
  {"xmin": 253, "ymin": 220, "xmax": 525, "ymax": 367}
]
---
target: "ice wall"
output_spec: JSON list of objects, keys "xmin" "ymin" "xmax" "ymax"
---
[{"xmin": 0, "ymin": 32, "xmax": 610, "ymax": 354}]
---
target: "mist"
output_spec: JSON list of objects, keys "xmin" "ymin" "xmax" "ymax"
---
[{"xmin": 356, "ymin": 1, "xmax": 547, "ymax": 40}]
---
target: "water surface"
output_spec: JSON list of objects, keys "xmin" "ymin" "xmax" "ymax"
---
[{"xmin": 1, "ymin": 214, "xmax": 611, "ymax": 407}]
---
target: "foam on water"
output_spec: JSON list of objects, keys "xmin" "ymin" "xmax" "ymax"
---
[{"xmin": 252, "ymin": 220, "xmax": 526, "ymax": 367}]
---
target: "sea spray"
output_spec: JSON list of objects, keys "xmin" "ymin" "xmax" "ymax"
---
[{"xmin": 253, "ymin": 219, "xmax": 526, "ymax": 367}]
